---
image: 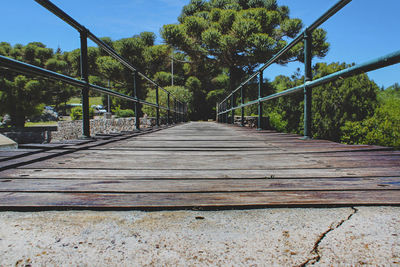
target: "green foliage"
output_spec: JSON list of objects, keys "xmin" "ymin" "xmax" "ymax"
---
[
  {"xmin": 0, "ymin": 74, "xmax": 45, "ymax": 127},
  {"xmin": 162, "ymin": 0, "xmax": 329, "ymax": 119},
  {"xmin": 310, "ymin": 63, "xmax": 378, "ymax": 141},
  {"xmin": 341, "ymin": 89, "xmax": 400, "ymax": 148},
  {"xmin": 266, "ymin": 62, "xmax": 379, "ymax": 141},
  {"xmin": 114, "ymin": 107, "xmax": 135, "ymax": 118},
  {"xmin": 0, "ymin": 42, "xmax": 78, "ymax": 126},
  {"xmin": 70, "ymin": 107, "xmax": 94, "ymax": 121},
  {"xmin": 153, "ymin": 71, "xmax": 172, "ymax": 87},
  {"xmin": 268, "ymin": 111, "xmax": 287, "ymax": 132},
  {"xmin": 143, "ymin": 85, "xmax": 193, "ymax": 117}
]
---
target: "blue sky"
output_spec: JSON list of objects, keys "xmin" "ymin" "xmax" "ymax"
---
[{"xmin": 1, "ymin": 0, "xmax": 399, "ymax": 87}]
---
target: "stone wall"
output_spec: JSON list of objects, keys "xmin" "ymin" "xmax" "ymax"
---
[
  {"xmin": 0, "ymin": 127, "xmax": 57, "ymax": 144},
  {"xmin": 52, "ymin": 117, "xmax": 168, "ymax": 141}
]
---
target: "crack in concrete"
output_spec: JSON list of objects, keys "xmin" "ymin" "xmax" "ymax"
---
[{"xmin": 297, "ymin": 207, "xmax": 358, "ymax": 267}]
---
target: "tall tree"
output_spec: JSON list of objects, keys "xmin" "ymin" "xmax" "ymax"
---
[
  {"xmin": 161, "ymin": 0, "xmax": 330, "ymax": 119},
  {"xmin": 0, "ymin": 42, "xmax": 55, "ymax": 127}
]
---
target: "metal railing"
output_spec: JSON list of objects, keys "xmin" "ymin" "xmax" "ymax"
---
[
  {"xmin": 216, "ymin": 0, "xmax": 400, "ymax": 139},
  {"xmin": 0, "ymin": 0, "xmax": 187, "ymax": 138}
]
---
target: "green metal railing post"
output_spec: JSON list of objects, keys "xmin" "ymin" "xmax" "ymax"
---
[
  {"xmin": 220, "ymin": 103, "xmax": 223, "ymax": 123},
  {"xmin": 183, "ymin": 103, "xmax": 186, "ymax": 122},
  {"xmin": 231, "ymin": 93, "xmax": 235, "ymax": 125},
  {"xmin": 80, "ymin": 29, "xmax": 90, "ymax": 138},
  {"xmin": 225, "ymin": 102, "xmax": 228, "ymax": 124},
  {"xmin": 133, "ymin": 70, "xmax": 140, "ymax": 131},
  {"xmin": 219, "ymin": 103, "xmax": 222, "ymax": 123},
  {"xmin": 222, "ymin": 103, "xmax": 225, "ymax": 123},
  {"xmin": 257, "ymin": 71, "xmax": 263, "ymax": 130},
  {"xmin": 240, "ymin": 86, "xmax": 244, "ymax": 126},
  {"xmin": 303, "ymin": 29, "xmax": 313, "ymax": 139},
  {"xmin": 156, "ymin": 86, "xmax": 160, "ymax": 126},
  {"xmin": 174, "ymin": 99, "xmax": 177, "ymax": 123},
  {"xmin": 167, "ymin": 93, "xmax": 170, "ymax": 125},
  {"xmin": 180, "ymin": 102, "xmax": 183, "ymax": 123},
  {"xmin": 178, "ymin": 102, "xmax": 181, "ymax": 123},
  {"xmin": 181, "ymin": 103, "xmax": 184, "ymax": 122}
]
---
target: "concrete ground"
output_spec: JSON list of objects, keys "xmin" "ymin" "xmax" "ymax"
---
[
  {"xmin": 0, "ymin": 134, "xmax": 17, "ymax": 150},
  {"xmin": 0, "ymin": 207, "xmax": 399, "ymax": 266}
]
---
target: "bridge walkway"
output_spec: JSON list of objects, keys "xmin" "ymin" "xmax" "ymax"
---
[{"xmin": 0, "ymin": 122, "xmax": 399, "ymax": 209}]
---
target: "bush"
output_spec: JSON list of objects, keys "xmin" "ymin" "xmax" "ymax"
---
[
  {"xmin": 115, "ymin": 108, "xmax": 135, "ymax": 118},
  {"xmin": 340, "ymin": 96, "xmax": 400, "ymax": 148},
  {"xmin": 268, "ymin": 111, "xmax": 288, "ymax": 132},
  {"xmin": 70, "ymin": 107, "xmax": 94, "ymax": 120}
]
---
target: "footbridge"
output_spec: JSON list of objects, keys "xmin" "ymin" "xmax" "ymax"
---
[{"xmin": 0, "ymin": 0, "xmax": 400, "ymax": 210}]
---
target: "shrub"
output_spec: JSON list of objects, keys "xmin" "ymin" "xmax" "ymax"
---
[
  {"xmin": 340, "ymin": 97, "xmax": 400, "ymax": 148},
  {"xmin": 115, "ymin": 108, "xmax": 135, "ymax": 118},
  {"xmin": 70, "ymin": 107, "xmax": 94, "ymax": 120},
  {"xmin": 268, "ymin": 111, "xmax": 288, "ymax": 132}
]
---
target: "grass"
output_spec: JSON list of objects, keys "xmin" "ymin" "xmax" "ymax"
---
[
  {"xmin": 25, "ymin": 121, "xmax": 58, "ymax": 127},
  {"xmin": 67, "ymin": 96, "xmax": 103, "ymax": 106}
]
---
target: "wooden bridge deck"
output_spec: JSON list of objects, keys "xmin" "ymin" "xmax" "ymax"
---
[{"xmin": 0, "ymin": 121, "xmax": 399, "ymax": 209}]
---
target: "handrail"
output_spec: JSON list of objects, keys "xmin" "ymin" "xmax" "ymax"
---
[
  {"xmin": 218, "ymin": 50, "xmax": 400, "ymax": 112},
  {"xmin": 0, "ymin": 55, "xmax": 164, "ymax": 109},
  {"xmin": 217, "ymin": 0, "xmax": 400, "ymax": 139},
  {"xmin": 0, "ymin": 0, "xmax": 188, "ymax": 138}
]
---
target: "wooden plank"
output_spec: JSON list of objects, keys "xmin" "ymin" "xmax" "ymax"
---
[
  {"xmin": 0, "ymin": 190, "xmax": 399, "ymax": 208},
  {"xmin": 2, "ymin": 167, "xmax": 400, "ymax": 179},
  {"xmin": 21, "ymin": 153, "xmax": 400, "ymax": 169},
  {"xmin": 0, "ymin": 177, "xmax": 399, "ymax": 192}
]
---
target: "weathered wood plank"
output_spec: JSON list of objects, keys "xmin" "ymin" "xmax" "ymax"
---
[
  {"xmin": 3, "ymin": 167, "xmax": 400, "ymax": 180},
  {"xmin": 21, "ymin": 153, "xmax": 400, "ymax": 169},
  {"xmin": 0, "ymin": 190, "xmax": 399, "ymax": 208},
  {"xmin": 0, "ymin": 177, "xmax": 398, "ymax": 192}
]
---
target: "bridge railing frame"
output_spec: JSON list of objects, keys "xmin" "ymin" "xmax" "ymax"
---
[
  {"xmin": 216, "ymin": 0, "xmax": 400, "ymax": 139},
  {"xmin": 0, "ymin": 0, "xmax": 188, "ymax": 138}
]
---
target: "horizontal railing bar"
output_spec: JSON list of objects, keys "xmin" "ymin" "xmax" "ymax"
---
[
  {"xmin": 218, "ymin": 49, "xmax": 400, "ymax": 115},
  {"xmin": 34, "ymin": 0, "xmax": 183, "ymax": 104},
  {"xmin": 220, "ymin": 0, "xmax": 352, "ymax": 105},
  {"xmin": 0, "ymin": 55, "xmax": 186, "ymax": 113},
  {"xmin": 0, "ymin": 55, "xmax": 87, "ymax": 88}
]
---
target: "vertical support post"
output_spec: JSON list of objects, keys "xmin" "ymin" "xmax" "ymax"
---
[
  {"xmin": 184, "ymin": 103, "xmax": 187, "ymax": 122},
  {"xmin": 216, "ymin": 103, "xmax": 219, "ymax": 122},
  {"xmin": 174, "ymin": 99, "xmax": 177, "ymax": 123},
  {"xmin": 177, "ymin": 102, "xmax": 180, "ymax": 123},
  {"xmin": 240, "ymin": 86, "xmax": 244, "ymax": 127},
  {"xmin": 107, "ymin": 80, "xmax": 111, "ymax": 113},
  {"xmin": 179, "ymin": 102, "xmax": 183, "ymax": 122},
  {"xmin": 225, "ymin": 102, "xmax": 228, "ymax": 124},
  {"xmin": 155, "ymin": 86, "xmax": 160, "ymax": 127},
  {"xmin": 180, "ymin": 103, "xmax": 183, "ymax": 123},
  {"xmin": 224, "ymin": 102, "xmax": 227, "ymax": 123},
  {"xmin": 231, "ymin": 93, "xmax": 235, "ymax": 125},
  {"xmin": 167, "ymin": 93, "xmax": 170, "ymax": 125},
  {"xmin": 80, "ymin": 29, "xmax": 90, "ymax": 138},
  {"xmin": 219, "ymin": 103, "xmax": 221, "ymax": 123},
  {"xmin": 303, "ymin": 29, "xmax": 313, "ymax": 139},
  {"xmin": 133, "ymin": 71, "xmax": 140, "ymax": 131},
  {"xmin": 257, "ymin": 71, "xmax": 263, "ymax": 130}
]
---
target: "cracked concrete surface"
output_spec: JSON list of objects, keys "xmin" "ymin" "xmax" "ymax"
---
[
  {"xmin": 0, "ymin": 207, "xmax": 398, "ymax": 266},
  {"xmin": 315, "ymin": 207, "xmax": 400, "ymax": 266}
]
